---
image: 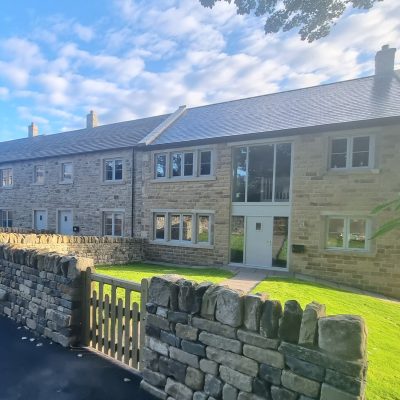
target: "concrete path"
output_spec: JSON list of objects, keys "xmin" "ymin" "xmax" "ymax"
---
[
  {"xmin": 221, "ymin": 268, "xmax": 268, "ymax": 292},
  {"xmin": 0, "ymin": 316, "xmax": 152, "ymax": 400}
]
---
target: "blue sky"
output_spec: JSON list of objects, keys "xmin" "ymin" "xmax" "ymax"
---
[{"xmin": 0, "ymin": 0, "xmax": 399, "ymax": 142}]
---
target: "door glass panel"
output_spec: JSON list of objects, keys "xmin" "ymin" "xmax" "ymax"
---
[
  {"xmin": 248, "ymin": 144, "xmax": 274, "ymax": 202},
  {"xmin": 230, "ymin": 216, "xmax": 244, "ymax": 263},
  {"xmin": 232, "ymin": 148, "xmax": 247, "ymax": 202},
  {"xmin": 349, "ymin": 219, "xmax": 366, "ymax": 249},
  {"xmin": 275, "ymin": 143, "xmax": 291, "ymax": 202},
  {"xmin": 272, "ymin": 217, "xmax": 289, "ymax": 268}
]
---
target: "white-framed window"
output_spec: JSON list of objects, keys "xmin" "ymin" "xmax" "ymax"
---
[
  {"xmin": 61, "ymin": 162, "xmax": 73, "ymax": 183},
  {"xmin": 154, "ymin": 149, "xmax": 214, "ymax": 179},
  {"xmin": 104, "ymin": 159, "xmax": 123, "ymax": 181},
  {"xmin": 0, "ymin": 210, "xmax": 13, "ymax": 227},
  {"xmin": 329, "ymin": 136, "xmax": 373, "ymax": 169},
  {"xmin": 153, "ymin": 211, "xmax": 213, "ymax": 245},
  {"xmin": 0, "ymin": 168, "xmax": 13, "ymax": 187},
  {"xmin": 326, "ymin": 216, "xmax": 370, "ymax": 251},
  {"xmin": 34, "ymin": 165, "xmax": 45, "ymax": 184},
  {"xmin": 103, "ymin": 211, "xmax": 124, "ymax": 237}
]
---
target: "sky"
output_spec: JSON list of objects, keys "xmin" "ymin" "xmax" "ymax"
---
[{"xmin": 0, "ymin": 0, "xmax": 399, "ymax": 142}]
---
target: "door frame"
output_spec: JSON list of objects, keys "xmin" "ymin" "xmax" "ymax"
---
[
  {"xmin": 56, "ymin": 208, "xmax": 74, "ymax": 235},
  {"xmin": 32, "ymin": 209, "xmax": 48, "ymax": 231}
]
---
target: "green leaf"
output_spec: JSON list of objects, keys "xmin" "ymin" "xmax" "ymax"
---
[
  {"xmin": 371, "ymin": 198, "xmax": 400, "ymax": 214},
  {"xmin": 371, "ymin": 218, "xmax": 400, "ymax": 239}
]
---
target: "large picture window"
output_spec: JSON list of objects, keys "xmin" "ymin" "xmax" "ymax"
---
[
  {"xmin": 326, "ymin": 217, "xmax": 369, "ymax": 251},
  {"xmin": 153, "ymin": 211, "xmax": 213, "ymax": 245},
  {"xmin": 232, "ymin": 143, "xmax": 291, "ymax": 203},
  {"xmin": 329, "ymin": 136, "xmax": 372, "ymax": 169}
]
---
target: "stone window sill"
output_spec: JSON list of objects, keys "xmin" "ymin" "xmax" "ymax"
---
[
  {"xmin": 151, "ymin": 176, "xmax": 216, "ymax": 183},
  {"xmin": 101, "ymin": 180, "xmax": 126, "ymax": 185},
  {"xmin": 324, "ymin": 168, "xmax": 380, "ymax": 176},
  {"xmin": 322, "ymin": 248, "xmax": 376, "ymax": 257}
]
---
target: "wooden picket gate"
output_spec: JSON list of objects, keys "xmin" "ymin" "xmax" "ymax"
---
[{"xmin": 82, "ymin": 268, "xmax": 148, "ymax": 371}]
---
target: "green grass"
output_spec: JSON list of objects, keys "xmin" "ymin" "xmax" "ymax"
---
[
  {"xmin": 252, "ymin": 278, "xmax": 400, "ymax": 400},
  {"xmin": 94, "ymin": 262, "xmax": 233, "ymax": 306}
]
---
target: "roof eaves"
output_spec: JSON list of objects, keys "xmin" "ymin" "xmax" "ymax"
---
[{"xmin": 138, "ymin": 105, "xmax": 187, "ymax": 146}]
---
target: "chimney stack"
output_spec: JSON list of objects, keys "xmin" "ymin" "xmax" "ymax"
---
[
  {"xmin": 375, "ymin": 45, "xmax": 396, "ymax": 76},
  {"xmin": 86, "ymin": 110, "xmax": 99, "ymax": 128},
  {"xmin": 28, "ymin": 122, "xmax": 38, "ymax": 138}
]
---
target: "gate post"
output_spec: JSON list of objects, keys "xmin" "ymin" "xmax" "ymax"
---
[
  {"xmin": 139, "ymin": 278, "xmax": 149, "ymax": 371},
  {"xmin": 81, "ymin": 267, "xmax": 92, "ymax": 346}
]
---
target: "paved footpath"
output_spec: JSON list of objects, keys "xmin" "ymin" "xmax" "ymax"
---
[
  {"xmin": 0, "ymin": 316, "xmax": 152, "ymax": 400},
  {"xmin": 221, "ymin": 268, "xmax": 268, "ymax": 293}
]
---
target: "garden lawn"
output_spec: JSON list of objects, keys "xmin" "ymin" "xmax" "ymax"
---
[
  {"xmin": 95, "ymin": 263, "xmax": 233, "ymax": 306},
  {"xmin": 252, "ymin": 278, "xmax": 400, "ymax": 400}
]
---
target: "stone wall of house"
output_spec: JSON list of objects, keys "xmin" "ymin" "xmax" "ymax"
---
[
  {"xmin": 0, "ymin": 245, "xmax": 93, "ymax": 346},
  {"xmin": 140, "ymin": 275, "xmax": 368, "ymax": 400},
  {"xmin": 291, "ymin": 124, "xmax": 400, "ymax": 299},
  {"xmin": 0, "ymin": 148, "xmax": 134, "ymax": 236},
  {"xmin": 0, "ymin": 233, "xmax": 144, "ymax": 265},
  {"xmin": 133, "ymin": 145, "xmax": 232, "ymax": 266}
]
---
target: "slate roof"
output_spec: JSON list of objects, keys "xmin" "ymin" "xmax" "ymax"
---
[
  {"xmin": 150, "ymin": 72, "xmax": 400, "ymax": 146},
  {"xmin": 0, "ymin": 114, "xmax": 169, "ymax": 164}
]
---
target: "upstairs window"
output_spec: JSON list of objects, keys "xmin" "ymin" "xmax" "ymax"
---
[
  {"xmin": 34, "ymin": 165, "xmax": 45, "ymax": 184},
  {"xmin": 103, "ymin": 211, "xmax": 123, "ymax": 236},
  {"xmin": 105, "ymin": 159, "xmax": 123, "ymax": 181},
  {"xmin": 0, "ymin": 210, "xmax": 13, "ymax": 227},
  {"xmin": 0, "ymin": 168, "xmax": 13, "ymax": 187},
  {"xmin": 326, "ymin": 217, "xmax": 369, "ymax": 251},
  {"xmin": 61, "ymin": 162, "xmax": 73, "ymax": 183},
  {"xmin": 154, "ymin": 149, "xmax": 213, "ymax": 179},
  {"xmin": 330, "ymin": 136, "xmax": 372, "ymax": 169}
]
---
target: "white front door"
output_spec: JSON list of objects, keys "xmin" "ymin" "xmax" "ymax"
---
[
  {"xmin": 245, "ymin": 216, "xmax": 273, "ymax": 268},
  {"xmin": 34, "ymin": 210, "xmax": 47, "ymax": 231},
  {"xmin": 58, "ymin": 210, "xmax": 73, "ymax": 235}
]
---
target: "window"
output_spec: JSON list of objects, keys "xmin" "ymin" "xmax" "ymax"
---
[
  {"xmin": 232, "ymin": 143, "xmax": 292, "ymax": 203},
  {"xmin": 61, "ymin": 162, "xmax": 73, "ymax": 182},
  {"xmin": 105, "ymin": 159, "xmax": 123, "ymax": 181},
  {"xmin": 0, "ymin": 210, "xmax": 13, "ymax": 227},
  {"xmin": 330, "ymin": 136, "xmax": 372, "ymax": 169},
  {"xmin": 230, "ymin": 216, "xmax": 245, "ymax": 263},
  {"xmin": 34, "ymin": 165, "xmax": 45, "ymax": 184},
  {"xmin": 154, "ymin": 149, "xmax": 213, "ymax": 179},
  {"xmin": 326, "ymin": 217, "xmax": 369, "ymax": 251},
  {"xmin": 103, "ymin": 212, "xmax": 124, "ymax": 237},
  {"xmin": 0, "ymin": 168, "xmax": 13, "ymax": 187},
  {"xmin": 153, "ymin": 211, "xmax": 213, "ymax": 245}
]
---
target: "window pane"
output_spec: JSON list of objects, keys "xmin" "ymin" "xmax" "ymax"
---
[
  {"xmin": 352, "ymin": 136, "xmax": 370, "ymax": 167},
  {"xmin": 1, "ymin": 168, "xmax": 13, "ymax": 186},
  {"xmin": 105, "ymin": 161, "xmax": 113, "ymax": 180},
  {"xmin": 156, "ymin": 154, "xmax": 167, "ymax": 178},
  {"xmin": 327, "ymin": 218, "xmax": 344, "ymax": 248},
  {"xmin": 330, "ymin": 139, "xmax": 347, "ymax": 168},
  {"xmin": 115, "ymin": 160, "xmax": 123, "ymax": 180},
  {"xmin": 104, "ymin": 213, "xmax": 113, "ymax": 236},
  {"xmin": 272, "ymin": 217, "xmax": 289, "ymax": 268},
  {"xmin": 232, "ymin": 148, "xmax": 247, "ymax": 202},
  {"xmin": 63, "ymin": 163, "xmax": 73, "ymax": 180},
  {"xmin": 200, "ymin": 151, "xmax": 212, "ymax": 176},
  {"xmin": 170, "ymin": 215, "xmax": 180, "ymax": 240},
  {"xmin": 183, "ymin": 215, "xmax": 192, "ymax": 241},
  {"xmin": 35, "ymin": 165, "xmax": 44, "ymax": 184},
  {"xmin": 230, "ymin": 216, "xmax": 244, "ymax": 263},
  {"xmin": 275, "ymin": 143, "xmax": 291, "ymax": 202},
  {"xmin": 349, "ymin": 219, "xmax": 366, "ymax": 249},
  {"xmin": 7, "ymin": 211, "xmax": 13, "ymax": 227},
  {"xmin": 155, "ymin": 215, "xmax": 165, "ymax": 239},
  {"xmin": 114, "ymin": 213, "xmax": 123, "ymax": 236},
  {"xmin": 248, "ymin": 144, "xmax": 274, "ymax": 202},
  {"xmin": 198, "ymin": 216, "xmax": 210, "ymax": 243},
  {"xmin": 172, "ymin": 153, "xmax": 182, "ymax": 177},
  {"xmin": 184, "ymin": 153, "xmax": 194, "ymax": 176}
]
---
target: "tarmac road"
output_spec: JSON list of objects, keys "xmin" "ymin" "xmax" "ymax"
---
[{"xmin": 0, "ymin": 316, "xmax": 153, "ymax": 400}]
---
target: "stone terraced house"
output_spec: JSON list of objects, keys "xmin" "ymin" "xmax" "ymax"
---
[{"xmin": 1, "ymin": 45, "xmax": 399, "ymax": 297}]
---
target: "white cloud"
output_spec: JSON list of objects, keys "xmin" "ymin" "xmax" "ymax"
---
[
  {"xmin": 0, "ymin": 86, "xmax": 9, "ymax": 100},
  {"xmin": 73, "ymin": 23, "xmax": 95, "ymax": 42}
]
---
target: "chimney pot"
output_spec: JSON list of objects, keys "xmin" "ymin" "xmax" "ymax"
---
[
  {"xmin": 28, "ymin": 122, "xmax": 38, "ymax": 138},
  {"xmin": 86, "ymin": 110, "xmax": 99, "ymax": 128},
  {"xmin": 375, "ymin": 44, "xmax": 396, "ymax": 76}
]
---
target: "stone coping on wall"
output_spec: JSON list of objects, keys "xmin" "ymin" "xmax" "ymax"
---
[
  {"xmin": 140, "ymin": 275, "xmax": 368, "ymax": 400},
  {"xmin": 0, "ymin": 245, "xmax": 93, "ymax": 347}
]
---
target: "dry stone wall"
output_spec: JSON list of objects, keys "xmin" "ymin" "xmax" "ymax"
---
[
  {"xmin": 141, "ymin": 275, "xmax": 368, "ymax": 400},
  {"xmin": 0, "ymin": 245, "xmax": 93, "ymax": 346},
  {"xmin": 0, "ymin": 233, "xmax": 144, "ymax": 265}
]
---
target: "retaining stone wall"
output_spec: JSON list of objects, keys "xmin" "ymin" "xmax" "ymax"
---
[
  {"xmin": 0, "ymin": 245, "xmax": 93, "ymax": 346},
  {"xmin": 141, "ymin": 275, "xmax": 368, "ymax": 400},
  {"xmin": 0, "ymin": 233, "xmax": 144, "ymax": 265}
]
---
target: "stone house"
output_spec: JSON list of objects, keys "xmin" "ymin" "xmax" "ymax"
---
[{"xmin": 1, "ymin": 45, "xmax": 399, "ymax": 297}]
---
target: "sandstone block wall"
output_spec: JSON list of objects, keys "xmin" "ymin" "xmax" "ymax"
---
[
  {"xmin": 0, "ymin": 233, "xmax": 144, "ymax": 265},
  {"xmin": 0, "ymin": 245, "xmax": 93, "ymax": 346},
  {"xmin": 140, "ymin": 275, "xmax": 368, "ymax": 400}
]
